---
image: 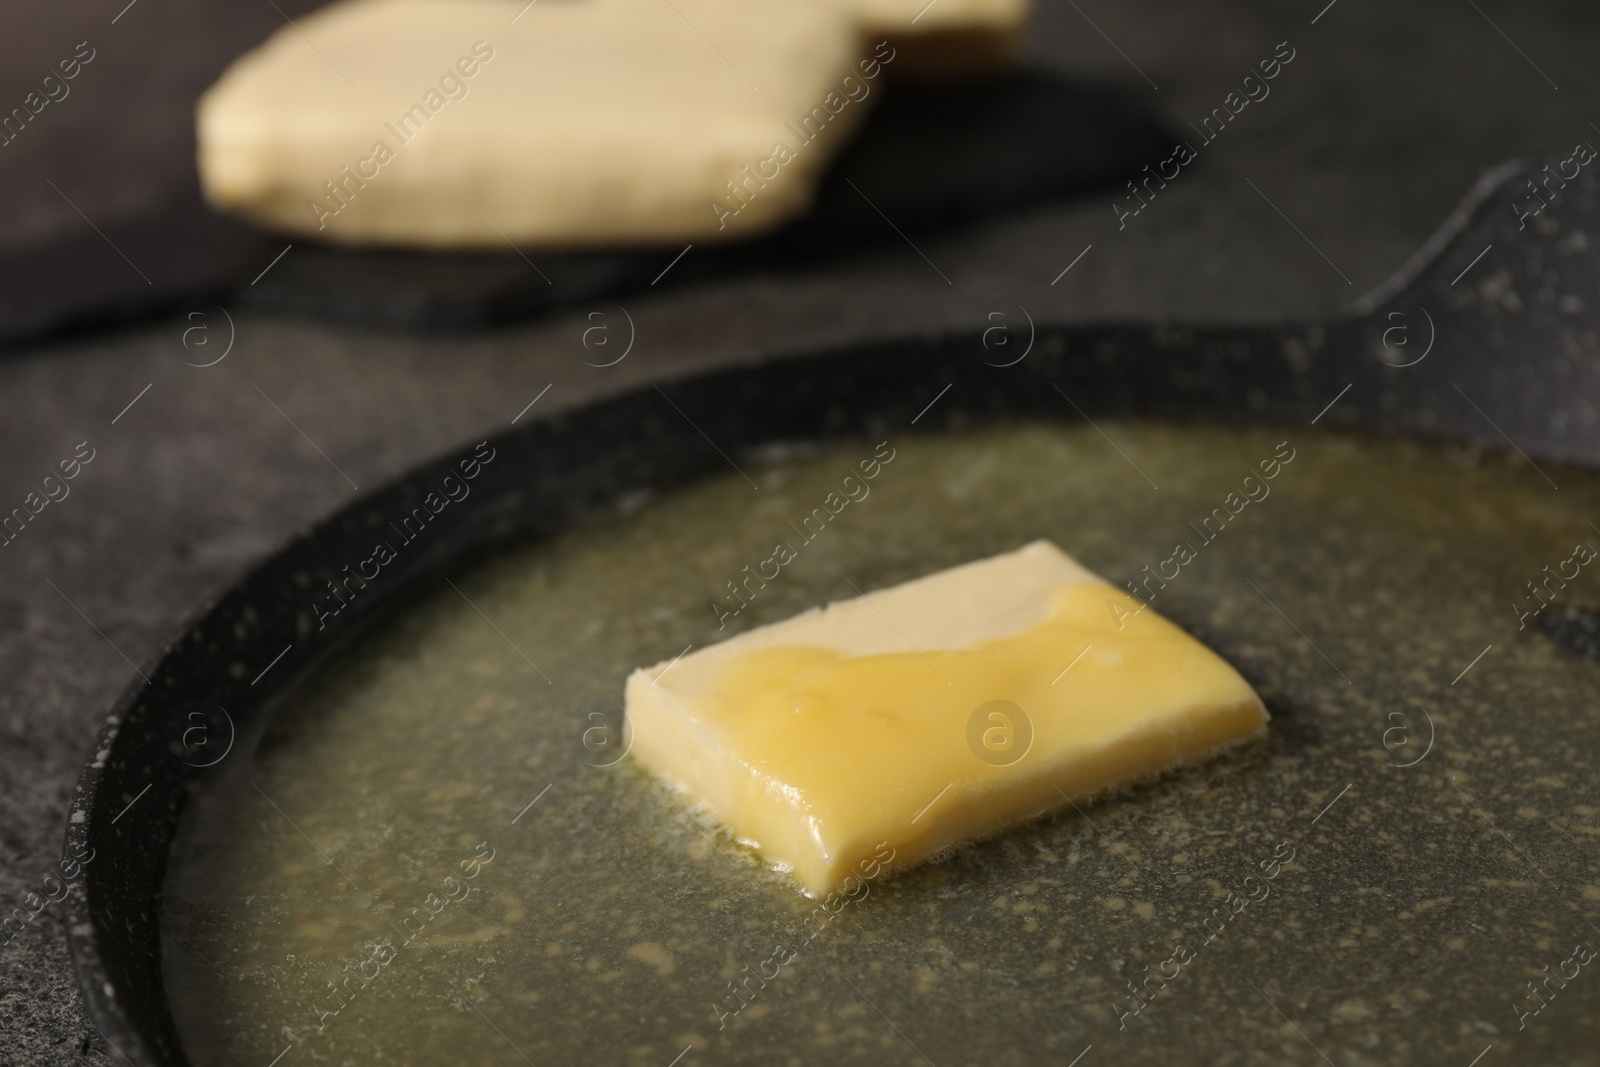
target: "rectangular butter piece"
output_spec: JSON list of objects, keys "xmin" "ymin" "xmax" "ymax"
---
[
  {"xmin": 845, "ymin": 0, "xmax": 1031, "ymax": 74},
  {"xmin": 626, "ymin": 540, "xmax": 1267, "ymax": 896},
  {"xmin": 198, "ymin": 0, "xmax": 867, "ymax": 247}
]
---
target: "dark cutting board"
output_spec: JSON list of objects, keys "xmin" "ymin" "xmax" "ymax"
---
[{"xmin": 0, "ymin": 67, "xmax": 1171, "ymax": 344}]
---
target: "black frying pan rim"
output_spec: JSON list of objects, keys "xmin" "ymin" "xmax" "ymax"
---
[{"xmin": 59, "ymin": 158, "xmax": 1561, "ymax": 1067}]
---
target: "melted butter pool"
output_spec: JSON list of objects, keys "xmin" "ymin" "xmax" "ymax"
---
[{"xmin": 163, "ymin": 423, "xmax": 1600, "ymax": 1066}]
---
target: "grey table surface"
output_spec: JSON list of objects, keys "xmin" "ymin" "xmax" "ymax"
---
[{"xmin": 2, "ymin": 0, "xmax": 1597, "ymax": 1063}]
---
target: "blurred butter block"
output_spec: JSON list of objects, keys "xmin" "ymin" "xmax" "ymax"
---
[
  {"xmin": 605, "ymin": 0, "xmax": 1034, "ymax": 76},
  {"xmin": 197, "ymin": 0, "xmax": 868, "ymax": 247},
  {"xmin": 845, "ymin": 0, "xmax": 1031, "ymax": 75},
  {"xmin": 626, "ymin": 540, "xmax": 1268, "ymax": 896}
]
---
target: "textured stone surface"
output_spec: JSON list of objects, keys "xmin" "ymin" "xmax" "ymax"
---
[{"xmin": 2, "ymin": 0, "xmax": 1600, "ymax": 1063}]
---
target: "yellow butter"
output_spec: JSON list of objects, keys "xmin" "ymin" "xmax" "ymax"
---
[
  {"xmin": 626, "ymin": 540, "xmax": 1267, "ymax": 896},
  {"xmin": 197, "ymin": 0, "xmax": 866, "ymax": 247},
  {"xmin": 843, "ymin": 0, "xmax": 1031, "ymax": 75}
]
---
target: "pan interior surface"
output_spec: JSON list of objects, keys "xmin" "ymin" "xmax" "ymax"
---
[{"xmin": 161, "ymin": 422, "xmax": 1600, "ymax": 1066}]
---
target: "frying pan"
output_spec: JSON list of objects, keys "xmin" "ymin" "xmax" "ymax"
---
[{"xmin": 62, "ymin": 152, "xmax": 1600, "ymax": 1065}]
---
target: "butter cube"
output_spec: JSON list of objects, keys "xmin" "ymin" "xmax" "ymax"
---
[
  {"xmin": 197, "ymin": 0, "xmax": 867, "ymax": 247},
  {"xmin": 626, "ymin": 540, "xmax": 1267, "ymax": 896},
  {"xmin": 845, "ymin": 0, "xmax": 1031, "ymax": 74}
]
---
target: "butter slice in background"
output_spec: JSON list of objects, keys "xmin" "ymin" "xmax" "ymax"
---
[
  {"xmin": 847, "ymin": 0, "xmax": 1029, "ymax": 36},
  {"xmin": 198, "ymin": 0, "xmax": 867, "ymax": 247},
  {"xmin": 626, "ymin": 540, "xmax": 1268, "ymax": 896},
  {"xmin": 844, "ymin": 0, "xmax": 1031, "ymax": 75}
]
